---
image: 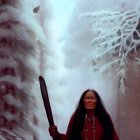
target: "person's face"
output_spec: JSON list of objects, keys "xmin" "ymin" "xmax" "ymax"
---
[{"xmin": 84, "ymin": 91, "xmax": 97, "ymax": 110}]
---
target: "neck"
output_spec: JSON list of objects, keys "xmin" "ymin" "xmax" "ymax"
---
[{"xmin": 86, "ymin": 110, "xmax": 94, "ymax": 117}]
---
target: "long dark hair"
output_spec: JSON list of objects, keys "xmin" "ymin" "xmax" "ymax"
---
[{"xmin": 68, "ymin": 89, "xmax": 114, "ymax": 140}]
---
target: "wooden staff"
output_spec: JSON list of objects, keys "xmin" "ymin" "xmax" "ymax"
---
[
  {"xmin": 39, "ymin": 76, "xmax": 58, "ymax": 140},
  {"xmin": 39, "ymin": 76, "xmax": 54, "ymax": 126}
]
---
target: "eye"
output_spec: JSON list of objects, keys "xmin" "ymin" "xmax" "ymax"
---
[{"xmin": 85, "ymin": 96, "xmax": 95, "ymax": 100}]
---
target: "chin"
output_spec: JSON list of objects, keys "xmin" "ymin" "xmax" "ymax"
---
[
  {"xmin": 86, "ymin": 107, "xmax": 95, "ymax": 110},
  {"xmin": 86, "ymin": 105, "xmax": 96, "ymax": 110}
]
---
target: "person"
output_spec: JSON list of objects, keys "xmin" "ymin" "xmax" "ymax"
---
[{"xmin": 49, "ymin": 89, "xmax": 119, "ymax": 140}]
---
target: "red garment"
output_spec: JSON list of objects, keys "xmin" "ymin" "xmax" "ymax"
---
[
  {"xmin": 81, "ymin": 116, "xmax": 104, "ymax": 140},
  {"xmin": 59, "ymin": 114, "xmax": 119, "ymax": 140}
]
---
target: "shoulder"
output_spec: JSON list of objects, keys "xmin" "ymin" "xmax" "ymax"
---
[
  {"xmin": 68, "ymin": 113, "xmax": 76, "ymax": 127},
  {"xmin": 66, "ymin": 112, "xmax": 77, "ymax": 134},
  {"xmin": 59, "ymin": 134, "xmax": 67, "ymax": 140}
]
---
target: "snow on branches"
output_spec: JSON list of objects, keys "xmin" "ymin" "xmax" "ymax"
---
[{"xmin": 82, "ymin": 10, "xmax": 140, "ymax": 93}]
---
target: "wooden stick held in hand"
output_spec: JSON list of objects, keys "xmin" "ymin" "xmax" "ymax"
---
[
  {"xmin": 39, "ymin": 76, "xmax": 60, "ymax": 140},
  {"xmin": 39, "ymin": 76, "xmax": 54, "ymax": 126}
]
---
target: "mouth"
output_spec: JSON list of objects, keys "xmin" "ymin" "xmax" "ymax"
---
[
  {"xmin": 86, "ymin": 103, "xmax": 96, "ymax": 108},
  {"xmin": 87, "ymin": 103, "xmax": 95, "ymax": 106}
]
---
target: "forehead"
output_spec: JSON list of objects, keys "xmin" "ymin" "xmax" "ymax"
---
[{"xmin": 84, "ymin": 91, "xmax": 96, "ymax": 97}]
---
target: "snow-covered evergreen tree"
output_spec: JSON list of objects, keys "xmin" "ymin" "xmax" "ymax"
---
[{"xmin": 0, "ymin": 0, "xmax": 48, "ymax": 139}]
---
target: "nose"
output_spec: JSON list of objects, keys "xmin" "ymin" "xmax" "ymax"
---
[{"xmin": 88, "ymin": 98, "xmax": 93, "ymax": 101}]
